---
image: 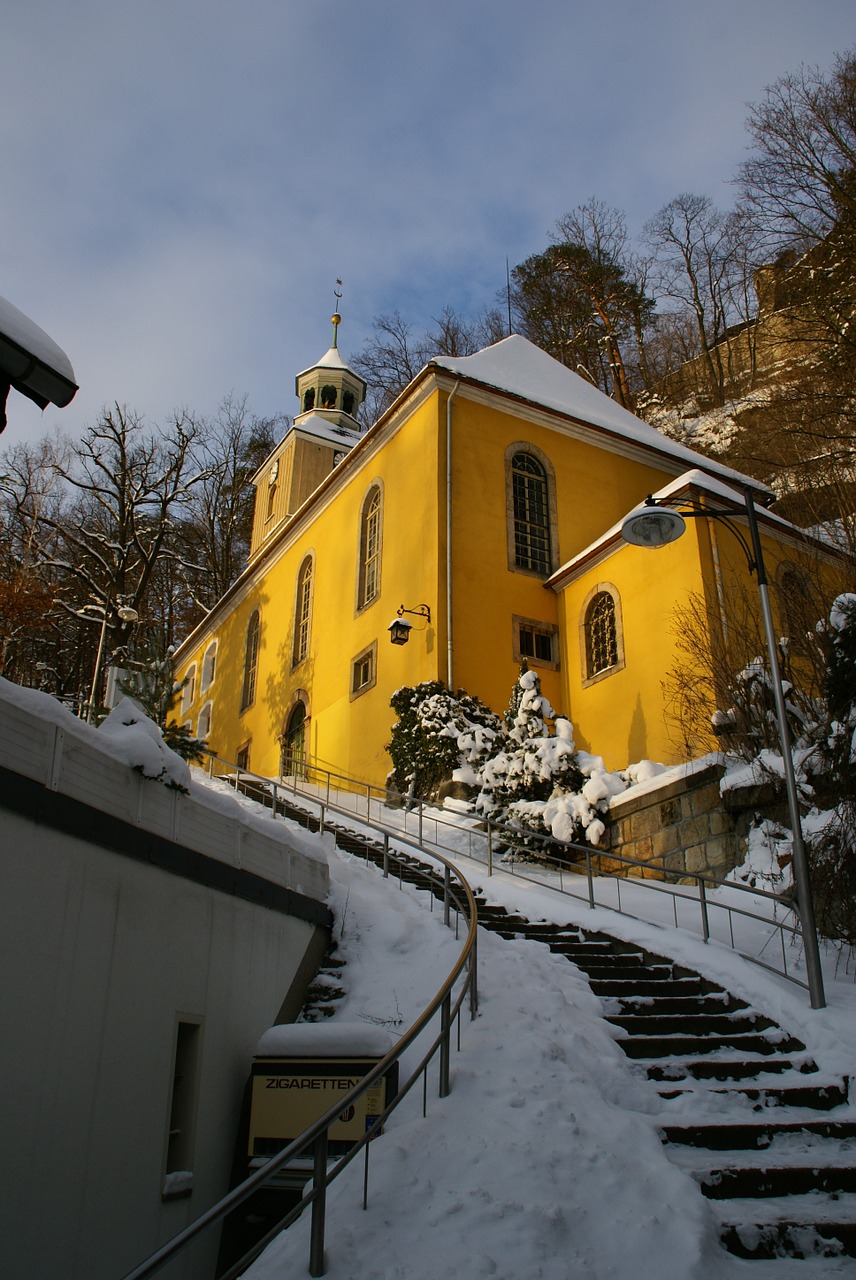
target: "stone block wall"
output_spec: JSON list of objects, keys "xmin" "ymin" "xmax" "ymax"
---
[{"xmin": 604, "ymin": 760, "xmax": 739, "ymax": 882}]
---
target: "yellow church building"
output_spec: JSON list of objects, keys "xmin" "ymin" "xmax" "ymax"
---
[{"xmin": 171, "ymin": 319, "xmax": 845, "ymax": 790}]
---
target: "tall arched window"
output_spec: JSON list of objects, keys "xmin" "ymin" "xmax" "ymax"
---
[
  {"xmin": 180, "ymin": 663, "xmax": 196, "ymax": 715},
  {"xmin": 510, "ymin": 450, "xmax": 552, "ymax": 574},
  {"xmin": 357, "ymin": 485, "xmax": 383, "ymax": 609},
  {"xmin": 241, "ymin": 610, "xmax": 260, "ymax": 711},
  {"xmin": 293, "ymin": 556, "xmax": 313, "ymax": 666},
  {"xmin": 201, "ymin": 640, "xmax": 217, "ymax": 693},
  {"xmin": 282, "ymin": 700, "xmax": 307, "ymax": 778},
  {"xmin": 583, "ymin": 588, "xmax": 623, "ymax": 681},
  {"xmin": 197, "ymin": 701, "xmax": 212, "ymax": 741}
]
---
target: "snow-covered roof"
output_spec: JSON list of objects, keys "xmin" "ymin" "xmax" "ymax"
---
[
  {"xmin": 296, "ymin": 344, "xmax": 366, "ymax": 386},
  {"xmin": 0, "ymin": 293, "xmax": 78, "ymax": 410},
  {"xmin": 290, "ymin": 413, "xmax": 361, "ymax": 448},
  {"xmin": 431, "ymin": 335, "xmax": 763, "ymax": 490}
]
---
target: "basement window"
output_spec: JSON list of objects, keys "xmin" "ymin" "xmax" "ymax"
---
[{"xmin": 162, "ymin": 1018, "xmax": 202, "ymax": 1201}]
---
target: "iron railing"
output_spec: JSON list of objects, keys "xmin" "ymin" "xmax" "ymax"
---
[
  {"xmin": 121, "ymin": 768, "xmax": 479, "ymax": 1280},
  {"xmin": 204, "ymin": 752, "xmax": 811, "ymax": 995}
]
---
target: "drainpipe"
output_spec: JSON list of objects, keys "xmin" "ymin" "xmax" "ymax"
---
[{"xmin": 446, "ymin": 381, "xmax": 460, "ymax": 689}]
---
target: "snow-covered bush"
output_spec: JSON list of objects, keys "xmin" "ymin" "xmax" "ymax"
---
[
  {"xmin": 120, "ymin": 652, "xmax": 207, "ymax": 762},
  {"xmin": 98, "ymin": 697, "xmax": 192, "ymax": 791},
  {"xmin": 387, "ymin": 681, "xmax": 502, "ymax": 800},
  {"xmin": 711, "ymin": 651, "xmax": 820, "ymax": 761},
  {"xmin": 726, "ymin": 816, "xmax": 794, "ymax": 893},
  {"xmin": 474, "ymin": 669, "xmax": 627, "ymax": 850},
  {"xmin": 804, "ymin": 593, "xmax": 856, "ymax": 942}
]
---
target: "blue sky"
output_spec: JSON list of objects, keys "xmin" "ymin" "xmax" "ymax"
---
[{"xmin": 2, "ymin": 1, "xmax": 854, "ymax": 448}]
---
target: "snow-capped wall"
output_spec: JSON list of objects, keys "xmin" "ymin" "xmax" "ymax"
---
[{"xmin": 0, "ymin": 678, "xmax": 328, "ymax": 902}]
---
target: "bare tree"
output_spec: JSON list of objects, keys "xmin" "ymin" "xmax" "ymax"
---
[
  {"xmin": 738, "ymin": 50, "xmax": 856, "ymax": 250},
  {"xmin": 27, "ymin": 406, "xmax": 206, "ymax": 700},
  {"xmin": 645, "ymin": 194, "xmax": 751, "ymax": 406},
  {"xmin": 352, "ymin": 305, "xmax": 508, "ymax": 422},
  {"xmin": 0, "ymin": 432, "xmax": 73, "ymax": 687},
  {"xmin": 178, "ymin": 395, "xmax": 285, "ymax": 614}
]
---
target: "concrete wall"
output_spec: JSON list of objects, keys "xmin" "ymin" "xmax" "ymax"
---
[{"xmin": 0, "ymin": 690, "xmax": 332, "ymax": 1280}]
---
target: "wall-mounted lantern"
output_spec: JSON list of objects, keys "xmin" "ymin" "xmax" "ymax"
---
[{"xmin": 388, "ymin": 604, "xmax": 431, "ymax": 646}]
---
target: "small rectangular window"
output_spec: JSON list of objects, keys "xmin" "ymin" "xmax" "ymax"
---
[
  {"xmin": 513, "ymin": 616, "xmax": 559, "ymax": 671},
  {"xmin": 350, "ymin": 641, "xmax": 377, "ymax": 700},
  {"xmin": 163, "ymin": 1018, "xmax": 202, "ymax": 1200}
]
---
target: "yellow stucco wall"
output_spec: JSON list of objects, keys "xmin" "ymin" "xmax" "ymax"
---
[
  {"xmin": 555, "ymin": 510, "xmax": 849, "ymax": 771},
  {"xmin": 174, "ymin": 393, "xmax": 447, "ymax": 787},
  {"xmin": 444, "ymin": 389, "xmax": 685, "ymax": 721}
]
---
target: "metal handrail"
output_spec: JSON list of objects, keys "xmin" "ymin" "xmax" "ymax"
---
[
  {"xmin": 122, "ymin": 765, "xmax": 479, "ymax": 1280},
  {"xmin": 208, "ymin": 752, "xmax": 811, "ymax": 995}
]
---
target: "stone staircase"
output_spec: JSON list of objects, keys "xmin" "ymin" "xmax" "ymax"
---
[
  {"xmin": 476, "ymin": 899, "xmax": 856, "ymax": 1263},
  {"xmin": 230, "ymin": 778, "xmax": 856, "ymax": 1262}
]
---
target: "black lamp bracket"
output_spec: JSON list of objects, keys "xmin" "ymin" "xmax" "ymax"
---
[{"xmin": 397, "ymin": 604, "xmax": 431, "ymax": 626}]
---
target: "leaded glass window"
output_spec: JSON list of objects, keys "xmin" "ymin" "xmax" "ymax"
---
[
  {"xmin": 586, "ymin": 591, "xmax": 618, "ymax": 676},
  {"xmin": 512, "ymin": 452, "xmax": 551, "ymax": 573},
  {"xmin": 294, "ymin": 558, "xmax": 313, "ymax": 665}
]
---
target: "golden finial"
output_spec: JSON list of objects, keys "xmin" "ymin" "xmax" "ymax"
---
[{"xmin": 331, "ymin": 279, "xmax": 343, "ymax": 347}]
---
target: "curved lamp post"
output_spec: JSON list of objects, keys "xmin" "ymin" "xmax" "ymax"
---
[
  {"xmin": 621, "ymin": 486, "xmax": 825, "ymax": 1009},
  {"xmin": 77, "ymin": 602, "xmax": 139, "ymax": 724}
]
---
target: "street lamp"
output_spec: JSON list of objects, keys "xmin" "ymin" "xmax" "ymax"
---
[
  {"xmin": 77, "ymin": 602, "xmax": 139, "ymax": 723},
  {"xmin": 622, "ymin": 486, "xmax": 826, "ymax": 1009}
]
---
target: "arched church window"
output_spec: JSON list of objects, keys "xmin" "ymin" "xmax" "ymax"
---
[
  {"xmin": 197, "ymin": 701, "xmax": 212, "ymax": 741},
  {"xmin": 282, "ymin": 701, "xmax": 307, "ymax": 778},
  {"xmin": 241, "ymin": 610, "xmax": 260, "ymax": 711},
  {"xmin": 293, "ymin": 556, "xmax": 313, "ymax": 666},
  {"xmin": 585, "ymin": 591, "xmax": 618, "ymax": 677},
  {"xmin": 320, "ymin": 384, "xmax": 338, "ymax": 408},
  {"xmin": 357, "ymin": 485, "xmax": 383, "ymax": 609},
  {"xmin": 511, "ymin": 451, "xmax": 551, "ymax": 573},
  {"xmin": 303, "ymin": 387, "xmax": 315, "ymax": 412},
  {"xmin": 342, "ymin": 390, "xmax": 355, "ymax": 415},
  {"xmin": 201, "ymin": 640, "xmax": 217, "ymax": 693},
  {"xmin": 180, "ymin": 664, "xmax": 196, "ymax": 715}
]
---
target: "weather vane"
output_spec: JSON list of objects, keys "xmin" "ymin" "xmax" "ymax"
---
[{"xmin": 331, "ymin": 279, "xmax": 343, "ymax": 347}]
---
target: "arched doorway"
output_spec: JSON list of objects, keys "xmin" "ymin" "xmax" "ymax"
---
[{"xmin": 282, "ymin": 700, "xmax": 307, "ymax": 778}]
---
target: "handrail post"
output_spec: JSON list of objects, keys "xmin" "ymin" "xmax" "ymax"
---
[
  {"xmin": 418, "ymin": 799, "xmax": 424, "ymax": 847},
  {"xmin": 309, "ymin": 1129, "xmax": 329, "ymax": 1277},
  {"xmin": 585, "ymin": 847, "xmax": 595, "ymax": 909},
  {"xmin": 470, "ymin": 932, "xmax": 479, "ymax": 1019},
  {"xmin": 383, "ymin": 832, "xmax": 390, "ymax": 878},
  {"xmin": 487, "ymin": 818, "xmax": 493, "ymax": 876},
  {"xmin": 698, "ymin": 878, "xmax": 710, "ymax": 943},
  {"xmin": 271, "ymin": 782, "xmax": 278, "ymax": 818},
  {"xmin": 443, "ymin": 866, "xmax": 451, "ymax": 927},
  {"xmin": 439, "ymin": 993, "xmax": 452, "ymax": 1098}
]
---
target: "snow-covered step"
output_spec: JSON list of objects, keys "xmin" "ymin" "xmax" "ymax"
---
[
  {"xmin": 662, "ymin": 1118, "xmax": 856, "ymax": 1151},
  {"xmin": 716, "ymin": 1192, "xmax": 856, "ymax": 1259}
]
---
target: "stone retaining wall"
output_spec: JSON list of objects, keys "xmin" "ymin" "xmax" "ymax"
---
[{"xmin": 604, "ymin": 761, "xmax": 739, "ymax": 881}]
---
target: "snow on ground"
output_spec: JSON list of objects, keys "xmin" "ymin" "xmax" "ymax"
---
[{"xmin": 232, "ymin": 810, "xmax": 856, "ymax": 1280}]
